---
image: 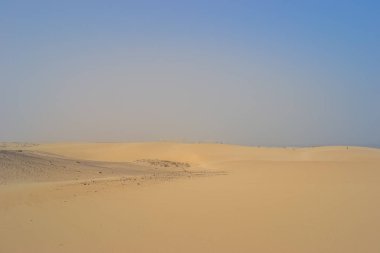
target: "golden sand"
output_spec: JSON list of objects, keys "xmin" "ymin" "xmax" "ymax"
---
[{"xmin": 1, "ymin": 142, "xmax": 379, "ymax": 252}]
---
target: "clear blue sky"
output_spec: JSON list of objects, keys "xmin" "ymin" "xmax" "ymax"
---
[{"xmin": 1, "ymin": 1, "xmax": 379, "ymax": 146}]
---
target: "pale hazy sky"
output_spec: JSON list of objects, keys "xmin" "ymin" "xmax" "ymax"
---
[{"xmin": 1, "ymin": 1, "xmax": 379, "ymax": 146}]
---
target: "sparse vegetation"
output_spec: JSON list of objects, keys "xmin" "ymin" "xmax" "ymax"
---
[{"xmin": 135, "ymin": 159, "xmax": 190, "ymax": 169}]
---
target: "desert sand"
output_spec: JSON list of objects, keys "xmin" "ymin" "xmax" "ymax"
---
[{"xmin": 1, "ymin": 142, "xmax": 380, "ymax": 252}]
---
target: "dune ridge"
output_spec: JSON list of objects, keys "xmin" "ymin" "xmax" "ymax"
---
[{"xmin": 30, "ymin": 142, "xmax": 380, "ymax": 164}]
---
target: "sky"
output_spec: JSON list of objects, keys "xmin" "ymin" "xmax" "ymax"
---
[{"xmin": 0, "ymin": 0, "xmax": 379, "ymax": 146}]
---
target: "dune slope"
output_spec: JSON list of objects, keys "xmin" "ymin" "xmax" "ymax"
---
[{"xmin": 1, "ymin": 142, "xmax": 380, "ymax": 253}]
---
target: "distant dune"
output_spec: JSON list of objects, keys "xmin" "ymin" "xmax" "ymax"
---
[
  {"xmin": 30, "ymin": 142, "xmax": 380, "ymax": 163},
  {"xmin": 1, "ymin": 142, "xmax": 380, "ymax": 252}
]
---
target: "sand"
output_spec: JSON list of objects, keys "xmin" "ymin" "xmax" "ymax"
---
[{"xmin": 1, "ymin": 142, "xmax": 380, "ymax": 252}]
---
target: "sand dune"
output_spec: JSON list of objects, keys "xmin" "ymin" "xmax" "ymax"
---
[
  {"xmin": 1, "ymin": 142, "xmax": 380, "ymax": 252},
  {"xmin": 30, "ymin": 142, "xmax": 380, "ymax": 163}
]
